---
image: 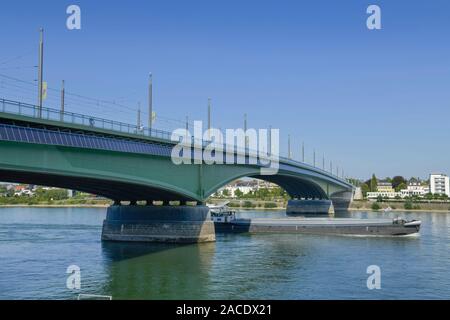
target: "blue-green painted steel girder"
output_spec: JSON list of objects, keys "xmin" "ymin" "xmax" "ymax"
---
[{"xmin": 0, "ymin": 110, "xmax": 353, "ymax": 202}]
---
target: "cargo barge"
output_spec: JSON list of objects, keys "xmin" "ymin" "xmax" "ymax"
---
[{"xmin": 209, "ymin": 205, "xmax": 421, "ymax": 236}]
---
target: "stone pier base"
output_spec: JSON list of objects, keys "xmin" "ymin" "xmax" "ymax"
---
[
  {"xmin": 101, "ymin": 205, "xmax": 215, "ymax": 243},
  {"xmin": 286, "ymin": 199, "xmax": 335, "ymax": 215},
  {"xmin": 330, "ymin": 191, "xmax": 354, "ymax": 212}
]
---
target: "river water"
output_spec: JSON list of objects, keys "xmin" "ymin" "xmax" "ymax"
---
[{"xmin": 0, "ymin": 207, "xmax": 449, "ymax": 300}]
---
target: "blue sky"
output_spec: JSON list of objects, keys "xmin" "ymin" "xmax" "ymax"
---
[{"xmin": 0, "ymin": 0, "xmax": 449, "ymax": 179}]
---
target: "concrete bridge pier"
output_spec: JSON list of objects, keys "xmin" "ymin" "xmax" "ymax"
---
[
  {"xmin": 101, "ymin": 205, "xmax": 215, "ymax": 243},
  {"xmin": 330, "ymin": 191, "xmax": 354, "ymax": 213}
]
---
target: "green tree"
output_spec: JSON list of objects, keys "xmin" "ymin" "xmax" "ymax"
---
[
  {"xmin": 35, "ymin": 188, "xmax": 68, "ymax": 201},
  {"xmin": 234, "ymin": 189, "xmax": 243, "ymax": 198},
  {"xmin": 243, "ymin": 201, "xmax": 254, "ymax": 208},
  {"xmin": 264, "ymin": 202, "xmax": 277, "ymax": 209},
  {"xmin": 404, "ymin": 201, "xmax": 413, "ymax": 210},
  {"xmin": 392, "ymin": 176, "xmax": 406, "ymax": 190},
  {"xmin": 370, "ymin": 174, "xmax": 378, "ymax": 192},
  {"xmin": 396, "ymin": 182, "xmax": 407, "ymax": 192},
  {"xmin": 360, "ymin": 183, "xmax": 370, "ymax": 198},
  {"xmin": 258, "ymin": 188, "xmax": 270, "ymax": 199}
]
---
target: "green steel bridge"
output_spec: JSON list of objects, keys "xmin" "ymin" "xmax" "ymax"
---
[{"xmin": 0, "ymin": 98, "xmax": 354, "ymax": 205}]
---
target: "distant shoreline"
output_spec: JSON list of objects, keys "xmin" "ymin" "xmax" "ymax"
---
[
  {"xmin": 0, "ymin": 202, "xmax": 449, "ymax": 213},
  {"xmin": 349, "ymin": 199, "xmax": 450, "ymax": 213},
  {"xmin": 348, "ymin": 207, "xmax": 450, "ymax": 213},
  {"xmin": 0, "ymin": 204, "xmax": 109, "ymax": 208}
]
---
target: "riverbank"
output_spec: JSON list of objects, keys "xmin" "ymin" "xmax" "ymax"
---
[
  {"xmin": 0, "ymin": 198, "xmax": 112, "ymax": 208},
  {"xmin": 0, "ymin": 204, "xmax": 109, "ymax": 208},
  {"xmin": 210, "ymin": 198, "xmax": 450, "ymax": 213},
  {"xmin": 0, "ymin": 199, "xmax": 287, "ymax": 210},
  {"xmin": 1, "ymin": 199, "xmax": 449, "ymax": 213},
  {"xmin": 350, "ymin": 200, "xmax": 450, "ymax": 213}
]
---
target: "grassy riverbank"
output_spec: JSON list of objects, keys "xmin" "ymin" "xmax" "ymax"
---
[
  {"xmin": 0, "ymin": 198, "xmax": 112, "ymax": 208},
  {"xmin": 0, "ymin": 203, "xmax": 110, "ymax": 208},
  {"xmin": 350, "ymin": 200, "xmax": 450, "ymax": 213},
  {"xmin": 0, "ymin": 187, "xmax": 113, "ymax": 208},
  {"xmin": 210, "ymin": 198, "xmax": 450, "ymax": 213},
  {"xmin": 1, "ymin": 197, "xmax": 450, "ymax": 213}
]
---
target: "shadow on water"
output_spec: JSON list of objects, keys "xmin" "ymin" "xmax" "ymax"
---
[
  {"xmin": 101, "ymin": 241, "xmax": 194, "ymax": 262},
  {"xmin": 100, "ymin": 241, "xmax": 216, "ymax": 299}
]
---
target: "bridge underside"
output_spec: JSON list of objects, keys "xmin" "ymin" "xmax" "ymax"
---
[
  {"xmin": 0, "ymin": 169, "xmax": 195, "ymax": 202},
  {"xmin": 251, "ymin": 175, "xmax": 328, "ymax": 199},
  {"xmin": 0, "ymin": 169, "xmax": 330, "ymax": 202}
]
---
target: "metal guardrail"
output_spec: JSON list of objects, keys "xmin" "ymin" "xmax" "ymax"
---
[
  {"xmin": 0, "ymin": 98, "xmax": 351, "ymax": 185},
  {"xmin": 0, "ymin": 98, "xmax": 173, "ymax": 140}
]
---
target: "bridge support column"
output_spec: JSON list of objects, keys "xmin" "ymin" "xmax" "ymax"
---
[
  {"xmin": 286, "ymin": 199, "xmax": 335, "ymax": 215},
  {"xmin": 330, "ymin": 191, "xmax": 354, "ymax": 212},
  {"xmin": 101, "ymin": 205, "xmax": 215, "ymax": 243}
]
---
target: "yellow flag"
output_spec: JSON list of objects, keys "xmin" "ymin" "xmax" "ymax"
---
[
  {"xmin": 151, "ymin": 111, "xmax": 156, "ymax": 124},
  {"xmin": 42, "ymin": 82, "xmax": 48, "ymax": 100}
]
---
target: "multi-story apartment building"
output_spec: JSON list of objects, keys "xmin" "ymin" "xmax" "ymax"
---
[{"xmin": 430, "ymin": 174, "xmax": 450, "ymax": 197}]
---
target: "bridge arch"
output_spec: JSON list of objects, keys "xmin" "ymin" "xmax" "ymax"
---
[
  {"xmin": 250, "ymin": 174, "xmax": 328, "ymax": 199},
  {"xmin": 0, "ymin": 168, "xmax": 197, "ymax": 203},
  {"xmin": 202, "ymin": 167, "xmax": 330, "ymax": 200}
]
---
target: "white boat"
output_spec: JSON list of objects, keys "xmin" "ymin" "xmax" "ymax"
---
[{"xmin": 207, "ymin": 202, "xmax": 236, "ymax": 223}]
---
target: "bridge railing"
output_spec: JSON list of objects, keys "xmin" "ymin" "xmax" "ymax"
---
[
  {"xmin": 0, "ymin": 98, "xmax": 173, "ymax": 140},
  {"xmin": 0, "ymin": 98, "xmax": 351, "ymax": 185}
]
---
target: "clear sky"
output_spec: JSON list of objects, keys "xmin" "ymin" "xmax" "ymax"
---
[{"xmin": 0, "ymin": 0, "xmax": 449, "ymax": 180}]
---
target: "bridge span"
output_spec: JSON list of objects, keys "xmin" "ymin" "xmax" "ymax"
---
[{"xmin": 0, "ymin": 98, "xmax": 355, "ymax": 243}]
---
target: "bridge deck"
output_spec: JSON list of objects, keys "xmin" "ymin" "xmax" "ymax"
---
[{"xmin": 0, "ymin": 98, "xmax": 352, "ymax": 188}]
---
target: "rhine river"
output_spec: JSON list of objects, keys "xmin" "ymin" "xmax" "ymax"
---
[{"xmin": 0, "ymin": 207, "xmax": 449, "ymax": 300}]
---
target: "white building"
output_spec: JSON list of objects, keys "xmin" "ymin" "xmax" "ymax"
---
[
  {"xmin": 430, "ymin": 174, "xmax": 450, "ymax": 196},
  {"xmin": 14, "ymin": 189, "xmax": 35, "ymax": 197},
  {"xmin": 400, "ymin": 182, "xmax": 429, "ymax": 198},
  {"xmin": 368, "ymin": 181, "xmax": 430, "ymax": 199},
  {"xmin": 367, "ymin": 191, "xmax": 402, "ymax": 199},
  {"xmin": 366, "ymin": 181, "xmax": 399, "ymax": 199}
]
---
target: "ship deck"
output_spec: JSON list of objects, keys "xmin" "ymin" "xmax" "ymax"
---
[
  {"xmin": 214, "ymin": 217, "xmax": 421, "ymax": 236},
  {"xmin": 232, "ymin": 218, "xmax": 396, "ymax": 227}
]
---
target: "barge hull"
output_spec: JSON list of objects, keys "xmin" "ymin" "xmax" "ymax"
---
[{"xmin": 214, "ymin": 218, "xmax": 420, "ymax": 236}]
